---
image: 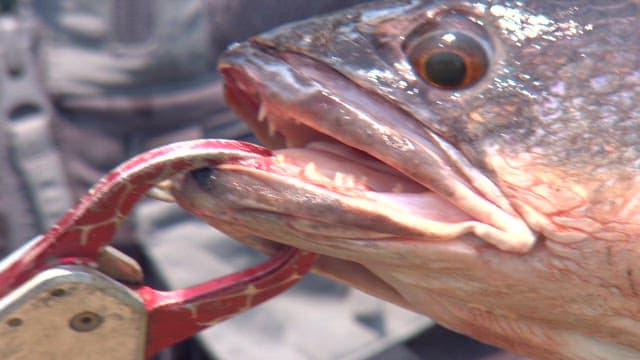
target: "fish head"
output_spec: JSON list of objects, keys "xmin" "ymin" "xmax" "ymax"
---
[{"xmin": 174, "ymin": 1, "xmax": 640, "ymax": 357}]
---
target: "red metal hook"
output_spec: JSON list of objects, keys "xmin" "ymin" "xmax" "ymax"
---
[{"xmin": 0, "ymin": 139, "xmax": 317, "ymax": 357}]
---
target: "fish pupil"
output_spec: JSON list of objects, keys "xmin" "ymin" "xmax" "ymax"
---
[{"xmin": 425, "ymin": 52, "xmax": 466, "ymax": 88}]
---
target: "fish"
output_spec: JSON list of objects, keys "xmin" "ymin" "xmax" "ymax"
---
[{"xmin": 172, "ymin": 1, "xmax": 640, "ymax": 358}]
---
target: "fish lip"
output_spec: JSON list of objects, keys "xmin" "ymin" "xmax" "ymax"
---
[{"xmin": 217, "ymin": 42, "xmax": 537, "ymax": 253}]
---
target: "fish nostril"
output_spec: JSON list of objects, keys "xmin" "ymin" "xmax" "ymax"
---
[{"xmin": 191, "ymin": 167, "xmax": 216, "ymax": 191}]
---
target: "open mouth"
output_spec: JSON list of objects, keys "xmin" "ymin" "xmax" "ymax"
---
[{"xmin": 215, "ymin": 41, "xmax": 536, "ymax": 253}]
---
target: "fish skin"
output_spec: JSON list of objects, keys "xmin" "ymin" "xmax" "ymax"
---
[
  {"xmin": 174, "ymin": 1, "xmax": 640, "ymax": 359},
  {"xmin": 247, "ymin": 0, "xmax": 640, "ymax": 226}
]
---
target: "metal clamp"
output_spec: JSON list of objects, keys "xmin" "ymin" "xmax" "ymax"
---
[{"xmin": 0, "ymin": 265, "xmax": 147, "ymax": 359}]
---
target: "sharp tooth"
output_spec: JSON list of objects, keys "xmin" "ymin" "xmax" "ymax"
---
[
  {"xmin": 237, "ymin": 82, "xmax": 249, "ymax": 92},
  {"xmin": 302, "ymin": 162, "xmax": 320, "ymax": 179},
  {"xmin": 268, "ymin": 121, "xmax": 277, "ymax": 136},
  {"xmin": 258, "ymin": 103, "xmax": 268, "ymax": 123},
  {"xmin": 334, "ymin": 172, "xmax": 357, "ymax": 188},
  {"xmin": 344, "ymin": 175, "xmax": 356, "ymax": 188}
]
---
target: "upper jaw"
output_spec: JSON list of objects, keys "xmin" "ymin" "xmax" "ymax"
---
[{"xmin": 217, "ymin": 42, "xmax": 537, "ymax": 253}]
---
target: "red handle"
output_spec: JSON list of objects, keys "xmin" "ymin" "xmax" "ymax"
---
[
  {"xmin": 140, "ymin": 248, "xmax": 316, "ymax": 357},
  {"xmin": 0, "ymin": 139, "xmax": 316, "ymax": 356}
]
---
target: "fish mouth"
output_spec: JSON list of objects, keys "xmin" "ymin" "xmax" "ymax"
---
[{"xmin": 207, "ymin": 41, "xmax": 536, "ymax": 254}]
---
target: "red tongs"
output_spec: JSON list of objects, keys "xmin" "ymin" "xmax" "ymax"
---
[{"xmin": 0, "ymin": 139, "xmax": 316, "ymax": 359}]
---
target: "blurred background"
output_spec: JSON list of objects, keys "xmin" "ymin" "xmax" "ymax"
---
[{"xmin": 0, "ymin": 1, "xmax": 525, "ymax": 358}]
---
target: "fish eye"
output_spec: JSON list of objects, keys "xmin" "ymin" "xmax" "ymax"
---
[{"xmin": 406, "ymin": 31, "xmax": 488, "ymax": 90}]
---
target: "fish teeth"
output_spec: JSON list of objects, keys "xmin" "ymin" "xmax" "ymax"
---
[
  {"xmin": 345, "ymin": 176, "xmax": 356, "ymax": 188},
  {"xmin": 258, "ymin": 103, "xmax": 268, "ymax": 123},
  {"xmin": 301, "ymin": 162, "xmax": 321, "ymax": 180},
  {"xmin": 298, "ymin": 163, "xmax": 364, "ymax": 189},
  {"xmin": 268, "ymin": 121, "xmax": 278, "ymax": 136},
  {"xmin": 334, "ymin": 172, "xmax": 356, "ymax": 188},
  {"xmin": 274, "ymin": 154, "xmax": 286, "ymax": 164},
  {"xmin": 237, "ymin": 81, "xmax": 250, "ymax": 93}
]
